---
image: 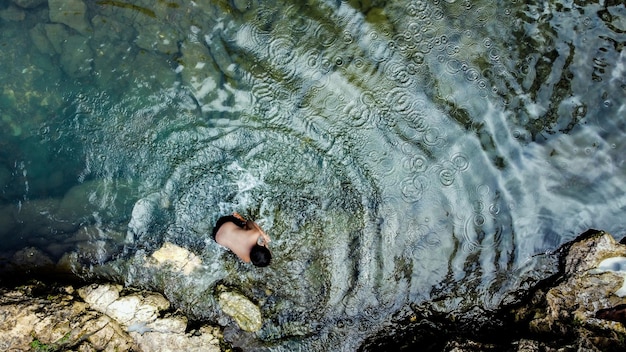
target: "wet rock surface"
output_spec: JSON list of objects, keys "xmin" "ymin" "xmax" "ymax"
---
[
  {"xmin": 361, "ymin": 229, "xmax": 626, "ymax": 351},
  {"xmin": 0, "ymin": 281, "xmax": 223, "ymax": 352},
  {"xmin": 512, "ymin": 230, "xmax": 626, "ymax": 351}
]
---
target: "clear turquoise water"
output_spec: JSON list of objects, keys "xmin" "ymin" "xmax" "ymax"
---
[{"xmin": 1, "ymin": 0, "xmax": 625, "ymax": 349}]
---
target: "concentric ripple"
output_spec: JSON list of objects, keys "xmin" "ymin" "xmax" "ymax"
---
[{"xmin": 2, "ymin": 0, "xmax": 626, "ymax": 350}]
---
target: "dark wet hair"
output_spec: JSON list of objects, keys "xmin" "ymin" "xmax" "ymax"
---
[{"xmin": 250, "ymin": 244, "xmax": 272, "ymax": 267}]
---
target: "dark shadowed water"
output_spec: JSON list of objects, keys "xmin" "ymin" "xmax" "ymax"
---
[{"xmin": 1, "ymin": 0, "xmax": 625, "ymax": 350}]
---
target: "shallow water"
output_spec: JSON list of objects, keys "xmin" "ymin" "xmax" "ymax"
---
[{"xmin": 1, "ymin": 0, "xmax": 625, "ymax": 349}]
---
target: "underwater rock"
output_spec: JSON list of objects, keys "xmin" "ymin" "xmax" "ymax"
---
[
  {"xmin": 48, "ymin": 0, "xmax": 91, "ymax": 35},
  {"xmin": 0, "ymin": 4, "xmax": 26, "ymax": 21},
  {"xmin": 0, "ymin": 165, "xmax": 10, "ymax": 188},
  {"xmin": 179, "ymin": 38, "xmax": 220, "ymax": 102},
  {"xmin": 232, "ymin": 0, "xmax": 252, "ymax": 12},
  {"xmin": 60, "ymin": 34, "xmax": 94, "ymax": 78},
  {"xmin": 29, "ymin": 23, "xmax": 55, "ymax": 55},
  {"xmin": 11, "ymin": 0, "xmax": 46, "ymax": 8},
  {"xmin": 218, "ymin": 290, "xmax": 263, "ymax": 332},
  {"xmin": 133, "ymin": 22, "xmax": 180, "ymax": 55},
  {"xmin": 43, "ymin": 22, "xmax": 69, "ymax": 54},
  {"xmin": 56, "ymin": 180, "xmax": 123, "ymax": 223},
  {"xmin": 11, "ymin": 247, "xmax": 55, "ymax": 271},
  {"xmin": 91, "ymin": 14, "xmax": 134, "ymax": 43},
  {"xmin": 126, "ymin": 49, "xmax": 178, "ymax": 91},
  {"xmin": 8, "ymin": 198, "xmax": 78, "ymax": 238},
  {"xmin": 606, "ymin": 5, "xmax": 626, "ymax": 32},
  {"xmin": 69, "ymin": 227, "xmax": 124, "ymax": 265},
  {"xmin": 361, "ymin": 230, "xmax": 626, "ymax": 351},
  {"xmin": 0, "ymin": 282, "xmax": 223, "ymax": 351},
  {"xmin": 0, "ymin": 205, "xmax": 16, "ymax": 240}
]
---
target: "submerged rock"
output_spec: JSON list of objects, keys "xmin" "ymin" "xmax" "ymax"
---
[
  {"xmin": 11, "ymin": 0, "xmax": 47, "ymax": 9},
  {"xmin": 48, "ymin": 0, "xmax": 91, "ymax": 35},
  {"xmin": 0, "ymin": 4, "xmax": 26, "ymax": 21},
  {"xmin": 10, "ymin": 247, "xmax": 55, "ymax": 271},
  {"xmin": 59, "ymin": 34, "xmax": 94, "ymax": 78}
]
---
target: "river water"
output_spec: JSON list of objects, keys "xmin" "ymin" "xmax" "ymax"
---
[{"xmin": 1, "ymin": 0, "xmax": 625, "ymax": 350}]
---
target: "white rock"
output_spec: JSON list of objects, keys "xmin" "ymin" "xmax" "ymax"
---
[
  {"xmin": 78, "ymin": 283, "xmax": 122, "ymax": 309},
  {"xmin": 106, "ymin": 293, "xmax": 170, "ymax": 325},
  {"xmin": 150, "ymin": 242, "xmax": 202, "ymax": 275}
]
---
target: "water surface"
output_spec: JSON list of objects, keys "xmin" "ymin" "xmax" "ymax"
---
[{"xmin": 1, "ymin": 0, "xmax": 625, "ymax": 350}]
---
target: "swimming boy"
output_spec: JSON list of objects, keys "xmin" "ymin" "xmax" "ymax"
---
[{"xmin": 212, "ymin": 212, "xmax": 272, "ymax": 267}]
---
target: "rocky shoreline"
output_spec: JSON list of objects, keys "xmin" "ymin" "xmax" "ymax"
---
[
  {"xmin": 1, "ymin": 229, "xmax": 626, "ymax": 351},
  {"xmin": 361, "ymin": 229, "xmax": 626, "ymax": 351},
  {"xmin": 0, "ymin": 282, "xmax": 223, "ymax": 352}
]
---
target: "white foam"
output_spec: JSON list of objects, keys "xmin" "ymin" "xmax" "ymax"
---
[
  {"xmin": 591, "ymin": 256, "xmax": 626, "ymax": 297},
  {"xmin": 597, "ymin": 256, "xmax": 626, "ymax": 272}
]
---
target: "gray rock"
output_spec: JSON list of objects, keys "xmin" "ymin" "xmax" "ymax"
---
[
  {"xmin": 79, "ymin": 283, "xmax": 222, "ymax": 351},
  {"xmin": 78, "ymin": 283, "xmax": 122, "ymax": 308},
  {"xmin": 48, "ymin": 0, "xmax": 91, "ymax": 35}
]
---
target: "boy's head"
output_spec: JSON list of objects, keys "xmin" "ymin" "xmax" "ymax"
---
[{"xmin": 250, "ymin": 244, "xmax": 272, "ymax": 267}]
